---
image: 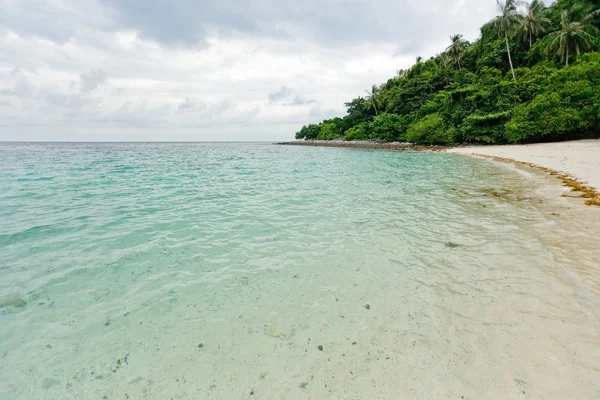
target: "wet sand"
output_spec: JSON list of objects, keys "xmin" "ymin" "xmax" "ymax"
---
[
  {"xmin": 448, "ymin": 140, "xmax": 600, "ymax": 298},
  {"xmin": 448, "ymin": 140, "xmax": 600, "ymax": 193}
]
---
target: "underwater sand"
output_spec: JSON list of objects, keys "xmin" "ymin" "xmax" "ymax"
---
[{"xmin": 1, "ymin": 142, "xmax": 599, "ymax": 399}]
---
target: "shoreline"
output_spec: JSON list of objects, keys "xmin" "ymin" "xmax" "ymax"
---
[
  {"xmin": 281, "ymin": 139, "xmax": 600, "ymax": 207},
  {"xmin": 448, "ymin": 140, "xmax": 600, "ymax": 298},
  {"xmin": 447, "ymin": 140, "xmax": 600, "ymax": 206},
  {"xmin": 282, "ymin": 139, "xmax": 600, "ymax": 297},
  {"xmin": 470, "ymin": 154, "xmax": 600, "ymax": 298},
  {"xmin": 277, "ymin": 140, "xmax": 446, "ymax": 152}
]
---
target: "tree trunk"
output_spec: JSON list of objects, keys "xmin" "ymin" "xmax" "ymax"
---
[
  {"xmin": 529, "ymin": 32, "xmax": 532, "ymax": 49},
  {"xmin": 505, "ymin": 32, "xmax": 516, "ymax": 80},
  {"xmin": 566, "ymin": 44, "xmax": 569, "ymax": 66}
]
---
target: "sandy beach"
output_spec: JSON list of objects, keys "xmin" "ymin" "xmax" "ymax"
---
[
  {"xmin": 448, "ymin": 139, "xmax": 600, "ymax": 298},
  {"xmin": 448, "ymin": 139, "xmax": 600, "ymax": 192}
]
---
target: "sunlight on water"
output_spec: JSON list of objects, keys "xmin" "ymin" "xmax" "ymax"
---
[{"xmin": 1, "ymin": 143, "xmax": 599, "ymax": 399}]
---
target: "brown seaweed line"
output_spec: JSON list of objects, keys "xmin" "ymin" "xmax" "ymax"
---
[{"xmin": 475, "ymin": 154, "xmax": 600, "ymax": 207}]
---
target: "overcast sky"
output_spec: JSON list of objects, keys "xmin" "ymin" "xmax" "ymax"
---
[{"xmin": 0, "ymin": 0, "xmax": 524, "ymax": 141}]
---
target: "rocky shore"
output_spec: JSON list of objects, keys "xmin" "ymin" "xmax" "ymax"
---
[{"xmin": 277, "ymin": 140, "xmax": 446, "ymax": 152}]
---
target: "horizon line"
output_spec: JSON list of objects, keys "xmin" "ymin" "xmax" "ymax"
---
[{"xmin": 0, "ymin": 140, "xmax": 280, "ymax": 144}]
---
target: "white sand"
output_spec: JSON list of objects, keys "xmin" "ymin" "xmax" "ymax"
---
[
  {"xmin": 449, "ymin": 139, "xmax": 600, "ymax": 298},
  {"xmin": 448, "ymin": 139, "xmax": 600, "ymax": 191}
]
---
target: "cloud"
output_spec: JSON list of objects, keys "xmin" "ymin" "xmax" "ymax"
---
[
  {"xmin": 284, "ymin": 94, "xmax": 317, "ymax": 106},
  {"xmin": 79, "ymin": 69, "xmax": 108, "ymax": 93},
  {"xmin": 177, "ymin": 97, "xmax": 237, "ymax": 117},
  {"xmin": 178, "ymin": 97, "xmax": 196, "ymax": 112},
  {"xmin": 0, "ymin": 0, "xmax": 502, "ymax": 52},
  {"xmin": 95, "ymin": 0, "xmax": 499, "ymax": 53},
  {"xmin": 0, "ymin": 0, "xmax": 515, "ymax": 141},
  {"xmin": 268, "ymin": 86, "xmax": 293, "ymax": 103},
  {"xmin": 0, "ymin": 1, "xmax": 113, "ymax": 43}
]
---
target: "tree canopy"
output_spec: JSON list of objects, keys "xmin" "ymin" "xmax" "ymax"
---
[{"xmin": 294, "ymin": 0, "xmax": 600, "ymax": 145}]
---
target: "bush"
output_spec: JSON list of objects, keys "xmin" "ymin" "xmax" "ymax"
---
[
  {"xmin": 295, "ymin": 124, "xmax": 320, "ymax": 140},
  {"xmin": 316, "ymin": 123, "xmax": 341, "ymax": 140},
  {"xmin": 458, "ymin": 112, "xmax": 511, "ymax": 143},
  {"xmin": 406, "ymin": 114, "xmax": 455, "ymax": 145},
  {"xmin": 505, "ymin": 93, "xmax": 582, "ymax": 143},
  {"xmin": 369, "ymin": 113, "xmax": 407, "ymax": 141},
  {"xmin": 344, "ymin": 122, "xmax": 371, "ymax": 141}
]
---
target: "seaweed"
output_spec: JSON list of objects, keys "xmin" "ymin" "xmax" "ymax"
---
[{"xmin": 478, "ymin": 155, "xmax": 600, "ymax": 207}]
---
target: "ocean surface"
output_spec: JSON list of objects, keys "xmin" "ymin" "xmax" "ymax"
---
[{"xmin": 1, "ymin": 142, "xmax": 599, "ymax": 399}]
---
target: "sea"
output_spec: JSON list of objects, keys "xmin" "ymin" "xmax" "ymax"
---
[{"xmin": 1, "ymin": 142, "xmax": 599, "ymax": 399}]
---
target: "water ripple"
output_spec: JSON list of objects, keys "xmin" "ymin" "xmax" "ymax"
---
[{"xmin": 0, "ymin": 142, "xmax": 599, "ymax": 399}]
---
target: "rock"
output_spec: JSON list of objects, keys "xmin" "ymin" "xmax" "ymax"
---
[
  {"xmin": 365, "ymin": 304, "xmax": 371, "ymax": 310},
  {"xmin": 198, "ymin": 343, "xmax": 204, "ymax": 349},
  {"xmin": 445, "ymin": 242, "xmax": 460, "ymax": 248},
  {"xmin": 317, "ymin": 345, "xmax": 323, "ymax": 351}
]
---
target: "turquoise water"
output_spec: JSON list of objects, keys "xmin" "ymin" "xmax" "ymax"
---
[{"xmin": 1, "ymin": 142, "xmax": 599, "ymax": 399}]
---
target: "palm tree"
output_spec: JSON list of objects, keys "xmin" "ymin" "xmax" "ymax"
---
[
  {"xmin": 490, "ymin": 0, "xmax": 523, "ymax": 80},
  {"xmin": 444, "ymin": 34, "xmax": 468, "ymax": 69},
  {"xmin": 396, "ymin": 69, "xmax": 408, "ymax": 78},
  {"xmin": 364, "ymin": 85, "xmax": 381, "ymax": 116},
  {"xmin": 568, "ymin": 2, "xmax": 600, "ymax": 22},
  {"xmin": 546, "ymin": 8, "xmax": 599, "ymax": 66},
  {"xmin": 521, "ymin": 0, "xmax": 551, "ymax": 48}
]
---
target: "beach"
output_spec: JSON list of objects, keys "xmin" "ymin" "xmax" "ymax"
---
[
  {"xmin": 448, "ymin": 139, "xmax": 600, "ymax": 298},
  {"xmin": 448, "ymin": 139, "xmax": 600, "ymax": 193},
  {"xmin": 281, "ymin": 139, "xmax": 600, "ymax": 296}
]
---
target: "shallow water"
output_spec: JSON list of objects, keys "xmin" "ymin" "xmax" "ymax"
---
[{"xmin": 0, "ymin": 142, "xmax": 599, "ymax": 399}]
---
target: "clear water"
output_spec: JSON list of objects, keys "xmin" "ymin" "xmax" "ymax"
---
[{"xmin": 1, "ymin": 142, "xmax": 599, "ymax": 399}]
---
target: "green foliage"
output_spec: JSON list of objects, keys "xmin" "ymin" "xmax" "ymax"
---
[
  {"xmin": 444, "ymin": 34, "xmax": 469, "ymax": 70},
  {"xmin": 316, "ymin": 123, "xmax": 341, "ymax": 141},
  {"xmin": 369, "ymin": 113, "xmax": 408, "ymax": 141},
  {"xmin": 295, "ymin": 0, "xmax": 600, "ymax": 145},
  {"xmin": 364, "ymin": 85, "xmax": 382, "ymax": 116},
  {"xmin": 546, "ymin": 8, "xmax": 599, "ymax": 65},
  {"xmin": 295, "ymin": 124, "xmax": 320, "ymax": 140},
  {"xmin": 344, "ymin": 122, "xmax": 371, "ymax": 141},
  {"xmin": 406, "ymin": 114, "xmax": 455, "ymax": 145},
  {"xmin": 344, "ymin": 97, "xmax": 372, "ymax": 127},
  {"xmin": 491, "ymin": 0, "xmax": 525, "ymax": 79},
  {"xmin": 505, "ymin": 93, "xmax": 582, "ymax": 142},
  {"xmin": 505, "ymin": 54, "xmax": 600, "ymax": 142},
  {"xmin": 521, "ymin": 0, "xmax": 552, "ymax": 48},
  {"xmin": 459, "ymin": 112, "xmax": 512, "ymax": 143}
]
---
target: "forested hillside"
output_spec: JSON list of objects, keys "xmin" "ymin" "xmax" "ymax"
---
[{"xmin": 295, "ymin": 0, "xmax": 600, "ymax": 145}]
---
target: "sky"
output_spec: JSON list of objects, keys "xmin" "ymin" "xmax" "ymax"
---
[{"xmin": 0, "ymin": 0, "xmax": 520, "ymax": 142}]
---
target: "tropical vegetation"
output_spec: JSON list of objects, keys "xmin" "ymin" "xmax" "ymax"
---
[{"xmin": 295, "ymin": 0, "xmax": 600, "ymax": 145}]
